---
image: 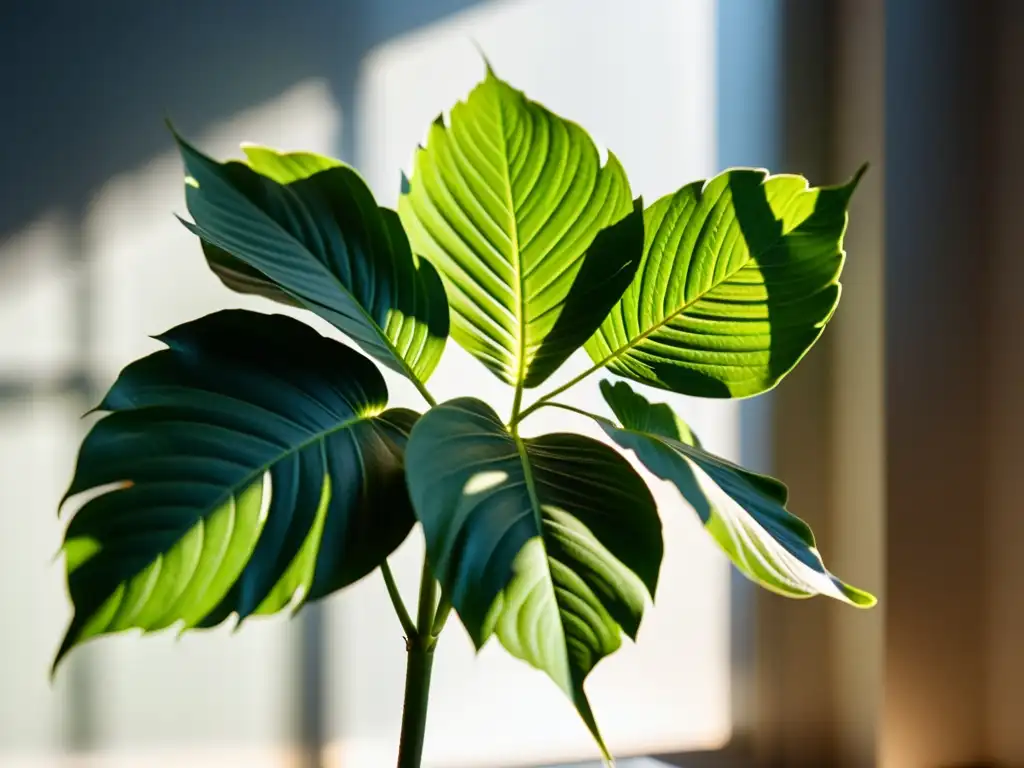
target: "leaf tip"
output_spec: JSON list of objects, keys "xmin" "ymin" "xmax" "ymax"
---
[
  {"xmin": 50, "ymin": 627, "xmax": 78, "ymax": 681},
  {"xmin": 838, "ymin": 163, "xmax": 870, "ymax": 201},
  {"xmin": 165, "ymin": 119, "xmax": 195, "ymax": 158},
  {"xmin": 574, "ymin": 688, "xmax": 614, "ymax": 765},
  {"xmin": 844, "ymin": 584, "xmax": 878, "ymax": 609},
  {"xmin": 470, "ymin": 39, "xmax": 496, "ymax": 78},
  {"xmin": 851, "ymin": 162, "xmax": 870, "ymax": 187},
  {"xmin": 175, "ymin": 213, "xmax": 200, "ymax": 234},
  {"xmin": 164, "ymin": 116, "xmax": 181, "ymax": 139}
]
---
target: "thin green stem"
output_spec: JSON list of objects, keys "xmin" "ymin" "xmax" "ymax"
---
[
  {"xmin": 428, "ymin": 594, "xmax": 452, "ymax": 642},
  {"xmin": 535, "ymin": 400, "xmax": 607, "ymax": 423},
  {"xmin": 414, "ymin": 557, "xmax": 439, "ymax": 636},
  {"xmin": 513, "ymin": 361, "xmax": 603, "ymax": 425},
  {"xmin": 381, "ymin": 561, "xmax": 416, "ymax": 640},
  {"xmin": 412, "ymin": 377, "xmax": 438, "ymax": 408}
]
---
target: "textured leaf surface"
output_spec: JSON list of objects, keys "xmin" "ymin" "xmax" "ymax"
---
[
  {"xmin": 198, "ymin": 148, "xmax": 342, "ymax": 307},
  {"xmin": 399, "ymin": 68, "xmax": 640, "ymax": 389},
  {"xmin": 201, "ymin": 240, "xmax": 300, "ymax": 307},
  {"xmin": 586, "ymin": 167, "xmax": 864, "ymax": 397},
  {"xmin": 176, "ymin": 138, "xmax": 449, "ymax": 383},
  {"xmin": 404, "ymin": 397, "xmax": 662, "ymax": 756},
  {"xmin": 57, "ymin": 310, "xmax": 418, "ymax": 666},
  {"xmin": 600, "ymin": 380, "xmax": 874, "ymax": 606}
]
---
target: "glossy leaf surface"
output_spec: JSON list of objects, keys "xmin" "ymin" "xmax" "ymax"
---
[
  {"xmin": 399, "ymin": 68, "xmax": 639, "ymax": 389},
  {"xmin": 176, "ymin": 138, "xmax": 449, "ymax": 384},
  {"xmin": 57, "ymin": 310, "xmax": 418, "ymax": 666},
  {"xmin": 586, "ymin": 168, "xmax": 864, "ymax": 397},
  {"xmin": 404, "ymin": 397, "xmax": 662, "ymax": 757},
  {"xmin": 600, "ymin": 380, "xmax": 875, "ymax": 606}
]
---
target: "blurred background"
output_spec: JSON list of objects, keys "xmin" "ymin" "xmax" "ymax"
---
[{"xmin": 0, "ymin": 0, "xmax": 1020, "ymax": 766}]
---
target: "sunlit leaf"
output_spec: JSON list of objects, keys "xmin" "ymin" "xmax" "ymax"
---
[
  {"xmin": 586, "ymin": 167, "xmax": 864, "ymax": 397},
  {"xmin": 599, "ymin": 380, "xmax": 874, "ymax": 606},
  {"xmin": 399, "ymin": 67, "xmax": 641, "ymax": 389}
]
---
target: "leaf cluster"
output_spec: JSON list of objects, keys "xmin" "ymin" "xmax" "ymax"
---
[{"xmin": 56, "ymin": 65, "xmax": 873, "ymax": 758}]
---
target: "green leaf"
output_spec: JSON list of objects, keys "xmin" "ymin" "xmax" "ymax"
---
[
  {"xmin": 398, "ymin": 67, "xmax": 641, "ymax": 390},
  {"xmin": 197, "ymin": 147, "xmax": 341, "ymax": 308},
  {"xmin": 404, "ymin": 397, "xmax": 662, "ymax": 758},
  {"xmin": 174, "ymin": 137, "xmax": 450, "ymax": 385},
  {"xmin": 201, "ymin": 240, "xmax": 301, "ymax": 307},
  {"xmin": 599, "ymin": 379, "xmax": 875, "ymax": 607},
  {"xmin": 586, "ymin": 167, "xmax": 865, "ymax": 398},
  {"xmin": 56, "ymin": 310, "xmax": 418, "ymax": 668}
]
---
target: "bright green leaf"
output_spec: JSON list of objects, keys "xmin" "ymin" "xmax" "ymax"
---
[
  {"xmin": 404, "ymin": 397, "xmax": 662, "ymax": 758},
  {"xmin": 398, "ymin": 67, "xmax": 641, "ymax": 389},
  {"xmin": 599, "ymin": 379, "xmax": 875, "ymax": 607},
  {"xmin": 174, "ymin": 136, "xmax": 449, "ymax": 384},
  {"xmin": 586, "ymin": 167, "xmax": 865, "ymax": 398},
  {"xmin": 56, "ymin": 310, "xmax": 418, "ymax": 668}
]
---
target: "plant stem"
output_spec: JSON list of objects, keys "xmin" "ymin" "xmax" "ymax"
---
[
  {"xmin": 381, "ymin": 561, "xmax": 416, "ymax": 640},
  {"xmin": 536, "ymin": 400, "xmax": 607, "ymax": 423},
  {"xmin": 390, "ymin": 376, "xmax": 446, "ymax": 768},
  {"xmin": 412, "ymin": 378, "xmax": 438, "ymax": 409},
  {"xmin": 414, "ymin": 557, "xmax": 439, "ymax": 643},
  {"xmin": 429, "ymin": 594, "xmax": 452, "ymax": 640},
  {"xmin": 396, "ymin": 633, "xmax": 435, "ymax": 768},
  {"xmin": 396, "ymin": 558, "xmax": 440, "ymax": 768},
  {"xmin": 510, "ymin": 382, "xmax": 525, "ymax": 427},
  {"xmin": 513, "ymin": 361, "xmax": 602, "ymax": 425}
]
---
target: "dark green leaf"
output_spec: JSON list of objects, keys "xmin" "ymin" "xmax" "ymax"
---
[
  {"xmin": 586, "ymin": 167, "xmax": 865, "ymax": 397},
  {"xmin": 599, "ymin": 380, "xmax": 874, "ymax": 606},
  {"xmin": 404, "ymin": 397, "xmax": 662, "ymax": 758},
  {"xmin": 175, "ymin": 138, "xmax": 449, "ymax": 384},
  {"xmin": 56, "ymin": 310, "xmax": 418, "ymax": 668},
  {"xmin": 201, "ymin": 240, "xmax": 300, "ymax": 307},
  {"xmin": 398, "ymin": 67, "xmax": 640, "ymax": 389}
]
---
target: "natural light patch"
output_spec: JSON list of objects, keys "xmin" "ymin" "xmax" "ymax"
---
[
  {"xmin": 0, "ymin": 213, "xmax": 77, "ymax": 380},
  {"xmin": 85, "ymin": 79, "xmax": 343, "ymax": 385},
  {"xmin": 462, "ymin": 470, "xmax": 510, "ymax": 497}
]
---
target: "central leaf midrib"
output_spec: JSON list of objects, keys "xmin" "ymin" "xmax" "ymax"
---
[
  {"xmin": 597, "ymin": 231, "xmax": 772, "ymax": 370},
  {"xmin": 491, "ymin": 89, "xmax": 528, "ymax": 387},
  {"xmin": 103, "ymin": 407, "xmax": 379, "ymax": 604},
  {"xmin": 511, "ymin": 432, "xmax": 571, "ymax": 691}
]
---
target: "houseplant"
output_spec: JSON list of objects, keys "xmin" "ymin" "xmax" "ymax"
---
[{"xmin": 54, "ymin": 62, "xmax": 874, "ymax": 767}]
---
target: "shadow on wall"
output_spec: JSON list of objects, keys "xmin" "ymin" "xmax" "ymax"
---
[{"xmin": 0, "ymin": 0, "xmax": 482, "ymax": 241}]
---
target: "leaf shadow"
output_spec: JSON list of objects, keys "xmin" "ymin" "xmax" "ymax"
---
[
  {"xmin": 526, "ymin": 199, "xmax": 645, "ymax": 389},
  {"xmin": 727, "ymin": 170, "xmax": 849, "ymax": 386}
]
